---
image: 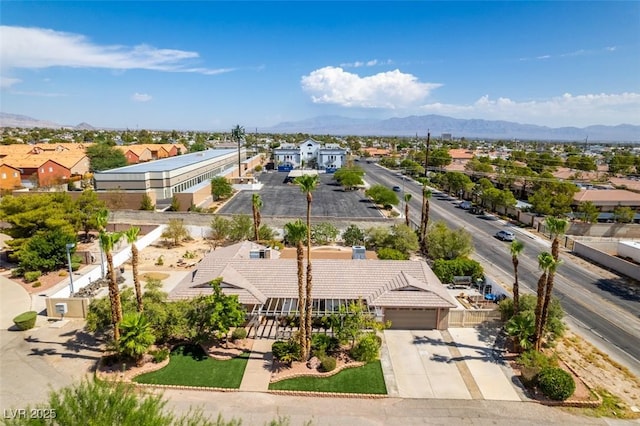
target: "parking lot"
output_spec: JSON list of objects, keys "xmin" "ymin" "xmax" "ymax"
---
[{"xmin": 219, "ymin": 171, "xmax": 384, "ymax": 219}]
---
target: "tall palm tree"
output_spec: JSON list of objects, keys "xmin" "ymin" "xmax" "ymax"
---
[
  {"xmin": 294, "ymin": 174, "xmax": 319, "ymax": 358},
  {"xmin": 539, "ymin": 217, "xmax": 568, "ymax": 343},
  {"xmin": 534, "ymin": 251, "xmax": 556, "ymax": 351},
  {"xmin": 124, "ymin": 226, "xmax": 143, "ymax": 312},
  {"xmin": 251, "ymin": 193, "xmax": 262, "ymax": 242},
  {"xmin": 231, "ymin": 125, "xmax": 245, "ymax": 178},
  {"xmin": 99, "ymin": 230, "xmax": 124, "ymax": 341},
  {"xmin": 95, "ymin": 208, "xmax": 109, "ymax": 278},
  {"xmin": 419, "ymin": 186, "xmax": 432, "ymax": 255},
  {"xmin": 284, "ymin": 220, "xmax": 308, "ymax": 359},
  {"xmin": 404, "ymin": 193, "xmax": 412, "ymax": 227},
  {"xmin": 510, "ymin": 240, "xmax": 525, "ymax": 316}
]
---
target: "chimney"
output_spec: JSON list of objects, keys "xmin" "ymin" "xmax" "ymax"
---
[{"xmin": 352, "ymin": 246, "xmax": 366, "ymax": 260}]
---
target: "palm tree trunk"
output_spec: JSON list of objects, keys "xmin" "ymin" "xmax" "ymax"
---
[
  {"xmin": 252, "ymin": 206, "xmax": 259, "ymax": 241},
  {"xmin": 106, "ymin": 252, "xmax": 122, "ymax": 341},
  {"xmin": 540, "ymin": 270, "xmax": 556, "ymax": 340},
  {"xmin": 132, "ymin": 244, "xmax": 143, "ymax": 312},
  {"xmin": 512, "ymin": 257, "xmax": 520, "ymax": 315},
  {"xmin": 534, "ymin": 271, "xmax": 547, "ymax": 351},
  {"xmin": 296, "ymin": 243, "xmax": 306, "ymax": 359},
  {"xmin": 405, "ymin": 203, "xmax": 410, "ymax": 227},
  {"xmin": 305, "ymin": 195, "xmax": 313, "ymax": 359}
]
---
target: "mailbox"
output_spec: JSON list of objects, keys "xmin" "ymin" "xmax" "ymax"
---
[{"xmin": 55, "ymin": 303, "xmax": 68, "ymax": 315}]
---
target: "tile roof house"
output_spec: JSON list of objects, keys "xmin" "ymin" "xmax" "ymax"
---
[
  {"xmin": 169, "ymin": 241, "xmax": 457, "ymax": 330},
  {"xmin": 573, "ymin": 189, "xmax": 640, "ymax": 211}
]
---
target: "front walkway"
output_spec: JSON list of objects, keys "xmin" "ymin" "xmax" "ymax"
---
[{"xmin": 239, "ymin": 338, "xmax": 274, "ymax": 391}]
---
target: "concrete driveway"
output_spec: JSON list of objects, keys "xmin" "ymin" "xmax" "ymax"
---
[{"xmin": 383, "ymin": 327, "xmax": 521, "ymax": 401}]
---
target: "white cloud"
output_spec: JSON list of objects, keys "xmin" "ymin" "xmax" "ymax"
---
[
  {"xmin": 520, "ymin": 46, "xmax": 618, "ymax": 62},
  {"xmin": 132, "ymin": 92, "xmax": 152, "ymax": 102},
  {"xmin": 0, "ymin": 76, "xmax": 21, "ymax": 88},
  {"xmin": 0, "ymin": 25, "xmax": 233, "ymax": 75},
  {"xmin": 339, "ymin": 59, "xmax": 393, "ymax": 68},
  {"xmin": 301, "ymin": 66, "xmax": 441, "ymax": 109},
  {"xmin": 419, "ymin": 92, "xmax": 640, "ymax": 126}
]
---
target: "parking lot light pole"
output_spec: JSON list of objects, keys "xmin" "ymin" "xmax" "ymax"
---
[{"xmin": 66, "ymin": 243, "xmax": 76, "ymax": 296}]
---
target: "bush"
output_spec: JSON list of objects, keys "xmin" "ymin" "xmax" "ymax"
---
[
  {"xmin": 155, "ymin": 256, "xmax": 164, "ymax": 266},
  {"xmin": 149, "ymin": 348, "xmax": 170, "ymax": 363},
  {"xmin": 538, "ymin": 367, "xmax": 576, "ymax": 401},
  {"xmin": 350, "ymin": 333, "xmax": 381, "ymax": 363},
  {"xmin": 71, "ymin": 262, "xmax": 81, "ymax": 271},
  {"xmin": 32, "ymin": 281, "xmax": 42, "ymax": 288},
  {"xmin": 311, "ymin": 333, "xmax": 339, "ymax": 355},
  {"xmin": 518, "ymin": 350, "xmax": 558, "ymax": 370},
  {"xmin": 376, "ymin": 247, "xmax": 408, "ymax": 260},
  {"xmin": 231, "ymin": 328, "xmax": 247, "ymax": 341},
  {"xmin": 432, "ymin": 258, "xmax": 483, "ymax": 284},
  {"xmin": 271, "ymin": 340, "xmax": 301, "ymax": 364},
  {"xmin": 320, "ymin": 356, "xmax": 337, "ymax": 372},
  {"xmin": 58, "ymin": 271, "xmax": 68, "ymax": 277},
  {"xmin": 24, "ymin": 271, "xmax": 42, "ymax": 283},
  {"xmin": 13, "ymin": 311, "xmax": 38, "ymax": 330}
]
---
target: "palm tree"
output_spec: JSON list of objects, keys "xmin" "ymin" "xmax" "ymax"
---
[
  {"xmin": 510, "ymin": 240, "xmax": 525, "ymax": 316},
  {"xmin": 539, "ymin": 217, "xmax": 568, "ymax": 346},
  {"xmin": 294, "ymin": 173, "xmax": 319, "ymax": 358},
  {"xmin": 419, "ymin": 186, "xmax": 432, "ymax": 255},
  {"xmin": 284, "ymin": 220, "xmax": 308, "ymax": 359},
  {"xmin": 99, "ymin": 230, "xmax": 124, "ymax": 341},
  {"xmin": 124, "ymin": 226, "xmax": 143, "ymax": 312},
  {"xmin": 231, "ymin": 125, "xmax": 245, "ymax": 178},
  {"xmin": 95, "ymin": 208, "xmax": 109, "ymax": 278},
  {"xmin": 505, "ymin": 311, "xmax": 535, "ymax": 352},
  {"xmin": 251, "ymin": 193, "xmax": 262, "ymax": 242},
  {"xmin": 117, "ymin": 312, "xmax": 155, "ymax": 363},
  {"xmin": 534, "ymin": 251, "xmax": 557, "ymax": 351},
  {"xmin": 404, "ymin": 193, "xmax": 412, "ymax": 227}
]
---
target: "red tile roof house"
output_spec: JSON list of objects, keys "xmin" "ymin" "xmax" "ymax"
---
[{"xmin": 169, "ymin": 241, "xmax": 458, "ymax": 330}]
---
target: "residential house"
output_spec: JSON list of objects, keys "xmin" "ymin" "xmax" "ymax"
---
[{"xmin": 0, "ymin": 163, "xmax": 22, "ymax": 190}]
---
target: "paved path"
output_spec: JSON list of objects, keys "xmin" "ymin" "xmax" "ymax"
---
[{"xmin": 239, "ymin": 338, "xmax": 274, "ymax": 391}]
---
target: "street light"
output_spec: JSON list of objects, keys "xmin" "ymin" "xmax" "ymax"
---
[{"xmin": 66, "ymin": 243, "xmax": 76, "ymax": 296}]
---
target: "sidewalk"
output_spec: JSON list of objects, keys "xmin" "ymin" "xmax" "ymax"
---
[
  {"xmin": 0, "ymin": 275, "xmax": 34, "ymax": 331},
  {"xmin": 239, "ymin": 338, "xmax": 274, "ymax": 391}
]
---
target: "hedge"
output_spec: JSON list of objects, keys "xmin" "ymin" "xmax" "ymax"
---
[
  {"xmin": 13, "ymin": 311, "xmax": 38, "ymax": 330},
  {"xmin": 538, "ymin": 367, "xmax": 576, "ymax": 401}
]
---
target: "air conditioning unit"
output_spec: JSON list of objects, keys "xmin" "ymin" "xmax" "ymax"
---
[{"xmin": 352, "ymin": 246, "xmax": 366, "ymax": 260}]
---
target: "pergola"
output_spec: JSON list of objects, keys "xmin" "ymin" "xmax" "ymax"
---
[{"xmin": 249, "ymin": 297, "xmax": 382, "ymax": 319}]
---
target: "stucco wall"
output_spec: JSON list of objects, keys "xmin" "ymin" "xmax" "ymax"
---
[{"xmin": 572, "ymin": 240, "xmax": 640, "ymax": 279}]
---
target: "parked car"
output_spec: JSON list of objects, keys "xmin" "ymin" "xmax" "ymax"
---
[
  {"xmin": 392, "ymin": 186, "xmax": 402, "ymax": 192},
  {"xmin": 495, "ymin": 230, "xmax": 515, "ymax": 241},
  {"xmin": 458, "ymin": 201, "xmax": 472, "ymax": 210}
]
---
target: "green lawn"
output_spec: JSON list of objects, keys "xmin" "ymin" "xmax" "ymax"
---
[
  {"xmin": 134, "ymin": 344, "xmax": 249, "ymax": 388},
  {"xmin": 268, "ymin": 361, "xmax": 387, "ymax": 394}
]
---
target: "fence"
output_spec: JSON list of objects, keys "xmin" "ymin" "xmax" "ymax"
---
[{"xmin": 447, "ymin": 309, "xmax": 502, "ymax": 327}]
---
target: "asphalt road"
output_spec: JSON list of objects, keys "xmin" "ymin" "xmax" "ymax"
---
[
  {"xmin": 218, "ymin": 171, "xmax": 383, "ymax": 219},
  {"xmin": 361, "ymin": 162, "xmax": 640, "ymax": 375}
]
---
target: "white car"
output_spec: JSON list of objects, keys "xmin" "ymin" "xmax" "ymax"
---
[{"xmin": 495, "ymin": 230, "xmax": 515, "ymax": 241}]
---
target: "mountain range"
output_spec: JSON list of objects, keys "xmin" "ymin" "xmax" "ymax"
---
[
  {"xmin": 2, "ymin": 112, "xmax": 638, "ymax": 142},
  {"xmin": 266, "ymin": 115, "xmax": 640, "ymax": 142}
]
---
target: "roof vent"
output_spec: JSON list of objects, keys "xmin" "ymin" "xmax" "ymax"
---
[{"xmin": 352, "ymin": 246, "xmax": 366, "ymax": 260}]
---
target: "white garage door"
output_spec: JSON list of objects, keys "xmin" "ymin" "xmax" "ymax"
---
[{"xmin": 385, "ymin": 308, "xmax": 438, "ymax": 329}]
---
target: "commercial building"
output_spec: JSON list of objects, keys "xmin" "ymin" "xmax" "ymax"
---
[{"xmin": 274, "ymin": 138, "xmax": 347, "ymax": 171}]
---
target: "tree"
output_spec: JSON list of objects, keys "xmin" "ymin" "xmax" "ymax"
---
[
  {"xmin": 425, "ymin": 221, "xmax": 474, "ymax": 260},
  {"xmin": 209, "ymin": 216, "xmax": 230, "ymax": 250},
  {"xmin": 443, "ymin": 172, "xmax": 473, "ymax": 197},
  {"xmin": 251, "ymin": 193, "xmax": 262, "ymax": 241},
  {"xmin": 294, "ymin": 173, "xmax": 318, "ymax": 358},
  {"xmin": 342, "ymin": 224, "xmax": 365, "ymax": 246},
  {"xmin": 578, "ymin": 201, "xmax": 599, "ymax": 223},
  {"xmin": 99, "ymin": 230, "xmax": 124, "ymax": 341},
  {"xmin": 86, "ymin": 143, "xmax": 127, "ymax": 171},
  {"xmin": 505, "ymin": 311, "xmax": 536, "ymax": 352},
  {"xmin": 311, "ymin": 222, "xmax": 339, "ymax": 245},
  {"xmin": 404, "ymin": 193, "xmax": 412, "ymax": 226},
  {"xmin": 228, "ymin": 214, "xmax": 253, "ymax": 242},
  {"xmin": 510, "ymin": 240, "xmax": 525, "ymax": 316},
  {"xmin": 419, "ymin": 186, "xmax": 432, "ymax": 255},
  {"xmin": 139, "ymin": 194, "xmax": 155, "ymax": 211},
  {"xmin": 211, "ymin": 176, "xmax": 233, "ymax": 200},
  {"xmin": 168, "ymin": 195, "xmax": 180, "ymax": 212},
  {"xmin": 334, "ymin": 166, "xmax": 365, "ymax": 190},
  {"xmin": 284, "ymin": 220, "xmax": 308, "ymax": 359},
  {"xmin": 365, "ymin": 184, "xmax": 399, "ymax": 208},
  {"xmin": 429, "ymin": 148, "xmax": 452, "ymax": 169},
  {"xmin": 330, "ymin": 299, "xmax": 383, "ymax": 349},
  {"xmin": 186, "ymin": 278, "xmax": 246, "ymax": 344},
  {"xmin": 17, "ymin": 227, "xmax": 77, "ymax": 273},
  {"xmin": 257, "ymin": 224, "xmax": 275, "ymax": 241},
  {"xmin": 161, "ymin": 219, "xmax": 189, "ymax": 247},
  {"xmin": 529, "ymin": 181, "xmax": 579, "ymax": 216},
  {"xmin": 124, "ymin": 227, "xmax": 143, "ymax": 312},
  {"xmin": 389, "ymin": 223, "xmax": 419, "ymax": 254},
  {"xmin": 75, "ymin": 190, "xmax": 106, "ymax": 241},
  {"xmin": 231, "ymin": 125, "xmax": 245, "ymax": 177},
  {"xmin": 613, "ymin": 205, "xmax": 635, "ymax": 223},
  {"xmin": 376, "ymin": 247, "xmax": 408, "ymax": 260},
  {"xmin": 117, "ymin": 312, "xmax": 155, "ymax": 362}
]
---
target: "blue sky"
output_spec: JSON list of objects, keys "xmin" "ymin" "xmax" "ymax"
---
[{"xmin": 1, "ymin": 1, "xmax": 639, "ymax": 130}]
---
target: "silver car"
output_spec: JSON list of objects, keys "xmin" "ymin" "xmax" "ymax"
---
[{"xmin": 495, "ymin": 230, "xmax": 515, "ymax": 241}]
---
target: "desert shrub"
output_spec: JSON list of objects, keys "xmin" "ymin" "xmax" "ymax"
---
[
  {"xmin": 32, "ymin": 281, "xmax": 42, "ymax": 288},
  {"xmin": 538, "ymin": 367, "xmax": 576, "ymax": 401},
  {"xmin": 350, "ymin": 333, "xmax": 381, "ymax": 363},
  {"xmin": 149, "ymin": 348, "xmax": 170, "ymax": 363},
  {"xmin": 24, "ymin": 271, "xmax": 42, "ymax": 283},
  {"xmin": 320, "ymin": 356, "xmax": 337, "ymax": 372},
  {"xmin": 376, "ymin": 247, "xmax": 408, "ymax": 260},
  {"xmin": 500, "ymin": 295, "xmax": 565, "ymax": 342},
  {"xmin": 518, "ymin": 350, "xmax": 558, "ymax": 370},
  {"xmin": 271, "ymin": 340, "xmax": 301, "ymax": 364},
  {"xmin": 231, "ymin": 328, "xmax": 247, "ymax": 341},
  {"xmin": 432, "ymin": 258, "xmax": 483, "ymax": 284},
  {"xmin": 13, "ymin": 311, "xmax": 38, "ymax": 330},
  {"xmin": 311, "ymin": 333, "xmax": 339, "ymax": 355},
  {"xmin": 58, "ymin": 271, "xmax": 68, "ymax": 277},
  {"xmin": 155, "ymin": 256, "xmax": 164, "ymax": 266},
  {"xmin": 71, "ymin": 262, "xmax": 81, "ymax": 271}
]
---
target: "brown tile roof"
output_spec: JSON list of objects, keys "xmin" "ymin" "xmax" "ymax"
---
[
  {"xmin": 448, "ymin": 149, "xmax": 475, "ymax": 160},
  {"xmin": 573, "ymin": 189, "xmax": 640, "ymax": 204},
  {"xmin": 169, "ymin": 242, "xmax": 456, "ymax": 309}
]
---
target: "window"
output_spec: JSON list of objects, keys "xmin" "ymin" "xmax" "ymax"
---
[
  {"xmin": 49, "ymin": 167, "xmax": 53, "ymax": 172},
  {"xmin": 13, "ymin": 172, "xmax": 18, "ymax": 177},
  {"xmin": 1, "ymin": 173, "xmax": 5, "ymax": 179}
]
